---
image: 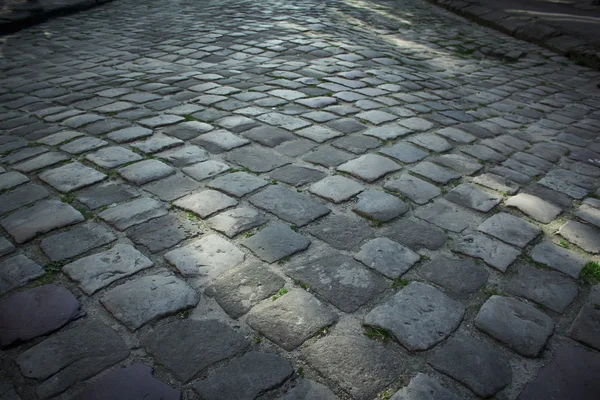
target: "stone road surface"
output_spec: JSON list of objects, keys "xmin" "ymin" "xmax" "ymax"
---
[{"xmin": 1, "ymin": 0, "xmax": 600, "ymax": 399}]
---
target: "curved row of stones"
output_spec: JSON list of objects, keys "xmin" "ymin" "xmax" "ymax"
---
[{"xmin": 1, "ymin": 0, "xmax": 600, "ymax": 399}]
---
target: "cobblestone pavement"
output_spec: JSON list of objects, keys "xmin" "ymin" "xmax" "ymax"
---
[{"xmin": 2, "ymin": 0, "xmax": 600, "ymax": 399}]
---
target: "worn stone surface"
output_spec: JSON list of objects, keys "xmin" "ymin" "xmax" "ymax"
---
[
  {"xmin": 0, "ymin": 171, "xmax": 28, "ymax": 191},
  {"xmin": 283, "ymin": 252, "xmax": 387, "ymax": 312},
  {"xmin": 63, "ymin": 243, "xmax": 153, "ymax": 295},
  {"xmin": 127, "ymin": 214, "xmax": 199, "ymax": 252},
  {"xmin": 225, "ymin": 146, "xmax": 290, "ymax": 172},
  {"xmin": 415, "ymin": 199, "xmax": 482, "ymax": 233},
  {"xmin": 309, "ymin": 175, "xmax": 363, "ymax": 203},
  {"xmin": 157, "ymin": 145, "xmax": 209, "ymax": 167},
  {"xmin": 477, "ymin": 212, "xmax": 541, "ymax": 248},
  {"xmin": 1, "ymin": 200, "xmax": 84, "ymax": 244},
  {"xmin": 279, "ymin": 379, "xmax": 339, "ymax": 400},
  {"xmin": 247, "ymin": 289, "xmax": 338, "ymax": 350},
  {"xmin": 207, "ymin": 207, "xmax": 268, "ymax": 238},
  {"xmin": 205, "ymin": 263, "xmax": 285, "ymax": 318},
  {"xmin": 40, "ymin": 223, "xmax": 116, "ymax": 261},
  {"xmin": 193, "ymin": 352, "xmax": 294, "ymax": 400},
  {"xmin": 453, "ymin": 233, "xmax": 520, "ymax": 272},
  {"xmin": 99, "ymin": 197, "xmax": 167, "ymax": 231},
  {"xmin": 174, "ymin": 190, "xmax": 238, "ymax": 218},
  {"xmin": 337, "ymin": 154, "xmax": 400, "ymax": 182},
  {"xmin": 0, "ymin": 284, "xmax": 82, "ymax": 346},
  {"xmin": 141, "ymin": 319, "xmax": 250, "ymax": 382},
  {"xmin": 249, "ymin": 185, "xmax": 330, "ymax": 227},
  {"xmin": 207, "ymin": 171, "xmax": 268, "ymax": 197},
  {"xmin": 165, "ymin": 234, "xmax": 244, "ymax": 279},
  {"xmin": 530, "ymin": 241, "xmax": 588, "ymax": 278},
  {"xmin": 302, "ymin": 336, "xmax": 404, "ymax": 399},
  {"xmin": 100, "ymin": 272, "xmax": 199, "ymax": 330},
  {"xmin": 419, "ymin": 256, "xmax": 489, "ymax": 296},
  {"xmin": 16, "ymin": 320, "xmax": 129, "ymax": 399},
  {"xmin": 430, "ymin": 334, "xmax": 512, "ymax": 398},
  {"xmin": 365, "ymin": 282, "xmax": 465, "ymax": 351},
  {"xmin": 192, "ymin": 130, "xmax": 250, "ymax": 153},
  {"xmin": 355, "ymin": 237, "xmax": 419, "ymax": 278},
  {"xmin": 307, "ymin": 214, "xmax": 373, "ymax": 250},
  {"xmin": 384, "ymin": 174, "xmax": 441, "ymax": 204},
  {"xmin": 243, "ymin": 223, "xmax": 311, "ymax": 263},
  {"xmin": 506, "ymin": 193, "xmax": 562, "ymax": 223},
  {"xmin": 558, "ymin": 220, "xmax": 600, "ymax": 253},
  {"xmin": 270, "ymin": 165, "xmax": 326, "ymax": 187},
  {"xmin": 144, "ymin": 173, "xmax": 201, "ymax": 201},
  {"xmin": 383, "ymin": 218, "xmax": 447, "ymax": 250},
  {"xmin": 118, "ymin": 159, "xmax": 175, "ymax": 185},
  {"xmin": 76, "ymin": 183, "xmax": 139, "ymax": 210},
  {"xmin": 475, "ymin": 295, "xmax": 554, "ymax": 357},
  {"xmin": 569, "ymin": 286, "xmax": 600, "ymax": 351},
  {"xmin": 75, "ymin": 363, "xmax": 180, "ymax": 400},
  {"xmin": 0, "ymin": 184, "xmax": 49, "ymax": 215},
  {"xmin": 0, "ymin": 255, "xmax": 45, "ymax": 295},
  {"xmin": 182, "ymin": 160, "xmax": 230, "ymax": 181},
  {"xmin": 0, "ymin": 237, "xmax": 15, "ymax": 258},
  {"xmin": 445, "ymin": 183, "xmax": 501, "ymax": 212},
  {"xmin": 86, "ymin": 146, "xmax": 142, "ymax": 168},
  {"xmin": 390, "ymin": 373, "xmax": 461, "ymax": 400}
]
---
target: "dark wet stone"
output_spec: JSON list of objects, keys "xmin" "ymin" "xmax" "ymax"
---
[
  {"xmin": 307, "ymin": 214, "xmax": 373, "ymax": 250},
  {"xmin": 419, "ymin": 256, "xmax": 489, "ymax": 296},
  {"xmin": 569, "ymin": 287, "xmax": 600, "ymax": 351},
  {"xmin": 382, "ymin": 218, "xmax": 447, "ymax": 250}
]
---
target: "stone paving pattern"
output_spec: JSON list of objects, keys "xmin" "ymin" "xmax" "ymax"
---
[{"xmin": 1, "ymin": 0, "xmax": 600, "ymax": 399}]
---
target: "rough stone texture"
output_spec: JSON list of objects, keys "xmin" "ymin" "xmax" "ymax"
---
[
  {"xmin": 0, "ymin": 184, "xmax": 49, "ymax": 216},
  {"xmin": 225, "ymin": 146, "xmax": 290, "ymax": 172},
  {"xmin": 475, "ymin": 296, "xmax": 554, "ymax": 357},
  {"xmin": 530, "ymin": 241, "xmax": 588, "ymax": 278},
  {"xmin": 390, "ymin": 373, "xmax": 461, "ymax": 400},
  {"xmin": 118, "ymin": 159, "xmax": 175, "ymax": 185},
  {"xmin": 16, "ymin": 320, "xmax": 129, "ymax": 399},
  {"xmin": 144, "ymin": 173, "xmax": 201, "ymax": 201},
  {"xmin": 0, "ymin": 171, "xmax": 29, "ymax": 191},
  {"xmin": 355, "ymin": 237, "xmax": 419, "ymax": 278},
  {"xmin": 410, "ymin": 161, "xmax": 460, "ymax": 184},
  {"xmin": 0, "ymin": 255, "xmax": 45, "ymax": 295},
  {"xmin": 205, "ymin": 263, "xmax": 285, "ymax": 318},
  {"xmin": 39, "ymin": 162, "xmax": 106, "ymax": 193},
  {"xmin": 453, "ymin": 233, "xmax": 520, "ymax": 272},
  {"xmin": 127, "ymin": 214, "xmax": 199, "ymax": 252},
  {"xmin": 243, "ymin": 223, "xmax": 311, "ymax": 263},
  {"xmin": 243, "ymin": 125, "xmax": 297, "ymax": 147},
  {"xmin": 352, "ymin": 190, "xmax": 408, "ymax": 222},
  {"xmin": 517, "ymin": 344, "xmax": 600, "ymax": 400},
  {"xmin": 247, "ymin": 289, "xmax": 338, "ymax": 350},
  {"xmin": 1, "ymin": 200, "xmax": 84, "ymax": 244},
  {"xmin": 506, "ymin": 193, "xmax": 562, "ymax": 223},
  {"xmin": 445, "ymin": 183, "xmax": 501, "ymax": 212},
  {"xmin": 0, "ymin": 284, "xmax": 82, "ymax": 347},
  {"xmin": 419, "ymin": 256, "xmax": 489, "ymax": 296},
  {"xmin": 40, "ymin": 223, "xmax": 116, "ymax": 261},
  {"xmin": 415, "ymin": 199, "xmax": 482, "ymax": 233},
  {"xmin": 141, "ymin": 319, "xmax": 250, "ymax": 382},
  {"xmin": 309, "ymin": 175, "xmax": 363, "ymax": 203},
  {"xmin": 384, "ymin": 174, "xmax": 441, "ymax": 205},
  {"xmin": 365, "ymin": 282, "xmax": 465, "ymax": 351},
  {"xmin": 249, "ymin": 185, "xmax": 330, "ymax": 227},
  {"xmin": 76, "ymin": 183, "xmax": 139, "ymax": 210},
  {"xmin": 99, "ymin": 197, "xmax": 167, "ymax": 231},
  {"xmin": 569, "ymin": 286, "xmax": 600, "ymax": 351},
  {"xmin": 157, "ymin": 145, "xmax": 210, "ymax": 167},
  {"xmin": 75, "ymin": 363, "xmax": 180, "ymax": 400},
  {"xmin": 507, "ymin": 263, "xmax": 579, "ymax": 313},
  {"xmin": 165, "ymin": 234, "xmax": 244, "ymax": 280},
  {"xmin": 207, "ymin": 207, "xmax": 268, "ymax": 238},
  {"xmin": 307, "ymin": 214, "xmax": 373, "ymax": 250},
  {"xmin": 207, "ymin": 172, "xmax": 268, "ymax": 197},
  {"xmin": 558, "ymin": 220, "xmax": 600, "ymax": 253},
  {"xmin": 13, "ymin": 152, "xmax": 70, "ymax": 173},
  {"xmin": 430, "ymin": 334, "xmax": 512, "ymax": 398},
  {"xmin": 182, "ymin": 160, "xmax": 230, "ymax": 181},
  {"xmin": 100, "ymin": 272, "xmax": 199, "ymax": 330},
  {"xmin": 193, "ymin": 352, "xmax": 294, "ymax": 400},
  {"xmin": 63, "ymin": 243, "xmax": 153, "ymax": 295},
  {"xmin": 192, "ymin": 129, "xmax": 250, "ymax": 153},
  {"xmin": 383, "ymin": 218, "xmax": 447, "ymax": 250},
  {"xmin": 337, "ymin": 154, "xmax": 400, "ymax": 182},
  {"xmin": 302, "ymin": 336, "xmax": 404, "ymax": 399},
  {"xmin": 477, "ymin": 212, "xmax": 541, "ymax": 248},
  {"xmin": 270, "ymin": 165, "xmax": 326, "ymax": 187},
  {"xmin": 86, "ymin": 146, "xmax": 142, "ymax": 168},
  {"xmin": 283, "ymin": 252, "xmax": 387, "ymax": 312},
  {"xmin": 0, "ymin": 237, "xmax": 15, "ymax": 258},
  {"xmin": 174, "ymin": 190, "xmax": 238, "ymax": 218},
  {"xmin": 279, "ymin": 379, "xmax": 339, "ymax": 400}
]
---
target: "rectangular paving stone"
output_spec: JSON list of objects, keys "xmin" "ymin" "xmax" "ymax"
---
[
  {"xmin": 453, "ymin": 233, "xmax": 521, "ymax": 272},
  {"xmin": 39, "ymin": 162, "xmax": 107, "ymax": 193},
  {"xmin": 98, "ymin": 197, "xmax": 167, "ymax": 231},
  {"xmin": 431, "ymin": 154, "xmax": 483, "ymax": 175},
  {"xmin": 295, "ymin": 126, "xmax": 343, "ymax": 143},
  {"xmin": 0, "ymin": 184, "xmax": 49, "ymax": 215},
  {"xmin": 225, "ymin": 146, "xmax": 290, "ymax": 173},
  {"xmin": 379, "ymin": 142, "xmax": 428, "ymax": 163},
  {"xmin": 207, "ymin": 207, "xmax": 268, "ymax": 238},
  {"xmin": 182, "ymin": 160, "xmax": 230, "ymax": 181},
  {"xmin": 384, "ymin": 174, "xmax": 441, "ymax": 204},
  {"xmin": 16, "ymin": 320, "xmax": 129, "ymax": 399},
  {"xmin": 106, "ymin": 126, "xmax": 153, "ymax": 143},
  {"xmin": 118, "ymin": 159, "xmax": 175, "ymax": 185},
  {"xmin": 13, "ymin": 152, "xmax": 70, "ymax": 173},
  {"xmin": 192, "ymin": 129, "xmax": 250, "ymax": 153},
  {"xmin": 0, "ymin": 255, "xmax": 45, "ymax": 296},
  {"xmin": 309, "ymin": 175, "xmax": 363, "ymax": 203},
  {"xmin": 1, "ymin": 200, "xmax": 84, "ymax": 244},
  {"xmin": 410, "ymin": 161, "xmax": 460, "ymax": 184},
  {"xmin": 355, "ymin": 237, "xmax": 420, "ymax": 279},
  {"xmin": 127, "ymin": 214, "xmax": 199, "ymax": 253},
  {"xmin": 445, "ymin": 183, "xmax": 502, "ymax": 212},
  {"xmin": 174, "ymin": 190, "xmax": 238, "ymax": 218},
  {"xmin": 529, "ymin": 241, "xmax": 587, "ymax": 278},
  {"xmin": 63, "ymin": 243, "xmax": 153, "ymax": 295},
  {"xmin": 60, "ymin": 137, "xmax": 108, "ymax": 154},
  {"xmin": 416, "ymin": 199, "xmax": 483, "ymax": 233},
  {"xmin": 76, "ymin": 182, "xmax": 139, "ymax": 210},
  {"xmin": 337, "ymin": 154, "xmax": 400, "ymax": 182},
  {"xmin": 249, "ymin": 185, "xmax": 330, "ymax": 227},
  {"xmin": 130, "ymin": 134, "xmax": 184, "ymax": 154},
  {"xmin": 100, "ymin": 272, "xmax": 199, "ymax": 330},
  {"xmin": 243, "ymin": 223, "xmax": 311, "ymax": 263},
  {"xmin": 363, "ymin": 124, "xmax": 411, "ymax": 140},
  {"xmin": 472, "ymin": 173, "xmax": 520, "ymax": 195},
  {"xmin": 40, "ymin": 223, "xmax": 117, "ymax": 262},
  {"xmin": 506, "ymin": 193, "xmax": 562, "ymax": 223},
  {"xmin": 477, "ymin": 212, "xmax": 541, "ymax": 248},
  {"xmin": 156, "ymin": 145, "xmax": 209, "ymax": 167},
  {"xmin": 558, "ymin": 220, "xmax": 600, "ymax": 254},
  {"xmin": 0, "ymin": 171, "xmax": 29, "ymax": 191},
  {"xmin": 419, "ymin": 256, "xmax": 489, "ymax": 296},
  {"xmin": 86, "ymin": 146, "xmax": 142, "ymax": 169}
]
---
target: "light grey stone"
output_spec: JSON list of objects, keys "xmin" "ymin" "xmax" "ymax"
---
[
  {"xmin": 39, "ymin": 162, "xmax": 106, "ymax": 193},
  {"xmin": 445, "ymin": 184, "xmax": 501, "ymax": 212},
  {"xmin": 398, "ymin": 117, "xmax": 433, "ymax": 131},
  {"xmin": 144, "ymin": 174, "xmax": 201, "ymax": 201},
  {"xmin": 101, "ymin": 272, "xmax": 199, "ymax": 330},
  {"xmin": 37, "ymin": 130, "xmax": 84, "ymax": 145},
  {"xmin": 419, "ymin": 256, "xmax": 489, "ymax": 296},
  {"xmin": 365, "ymin": 282, "xmax": 465, "ymax": 351},
  {"xmin": 193, "ymin": 352, "xmax": 294, "ymax": 400},
  {"xmin": 276, "ymin": 139, "xmax": 317, "ymax": 157},
  {"xmin": 16, "ymin": 320, "xmax": 129, "ymax": 399},
  {"xmin": 506, "ymin": 193, "xmax": 562, "ymax": 223},
  {"xmin": 558, "ymin": 220, "xmax": 600, "ymax": 253},
  {"xmin": 191, "ymin": 129, "xmax": 249, "ymax": 153},
  {"xmin": 410, "ymin": 161, "xmax": 460, "ymax": 184},
  {"xmin": 408, "ymin": 133, "xmax": 452, "ymax": 153},
  {"xmin": 164, "ymin": 121, "xmax": 213, "ymax": 140},
  {"xmin": 363, "ymin": 124, "xmax": 411, "ymax": 140},
  {"xmin": 530, "ymin": 241, "xmax": 587, "ymax": 278},
  {"xmin": 164, "ymin": 234, "xmax": 244, "ymax": 279},
  {"xmin": 13, "ymin": 152, "xmax": 70, "ymax": 173},
  {"xmin": 475, "ymin": 296, "xmax": 554, "ymax": 357},
  {"xmin": 472, "ymin": 173, "xmax": 520, "ymax": 195},
  {"xmin": 355, "ymin": 237, "xmax": 419, "ymax": 278},
  {"xmin": 353, "ymin": 190, "xmax": 408, "ymax": 222},
  {"xmin": 576, "ymin": 204, "xmax": 600, "ymax": 228},
  {"xmin": 384, "ymin": 174, "xmax": 440, "ymax": 204},
  {"xmin": 182, "ymin": 160, "xmax": 230, "ymax": 181},
  {"xmin": 208, "ymin": 172, "xmax": 268, "ymax": 197},
  {"xmin": 60, "ymin": 137, "xmax": 107, "ymax": 154},
  {"xmin": 356, "ymin": 110, "xmax": 396, "ymax": 125},
  {"xmin": 331, "ymin": 135, "xmax": 380, "ymax": 154},
  {"xmin": 390, "ymin": 373, "xmax": 461, "ymax": 400},
  {"xmin": 99, "ymin": 197, "xmax": 167, "ymax": 231},
  {"xmin": 295, "ymin": 126, "xmax": 343, "ymax": 143},
  {"xmin": 507, "ymin": 264, "xmax": 579, "ymax": 313},
  {"xmin": 1, "ymin": 200, "xmax": 84, "ymax": 244},
  {"xmin": 249, "ymin": 185, "xmax": 330, "ymax": 227},
  {"xmin": 477, "ymin": 212, "xmax": 541, "ymax": 248},
  {"xmin": 430, "ymin": 334, "xmax": 512, "ymax": 398},
  {"xmin": 138, "ymin": 115, "xmax": 184, "ymax": 128},
  {"xmin": 207, "ymin": 207, "xmax": 268, "ymax": 238},
  {"xmin": 247, "ymin": 289, "xmax": 338, "ymax": 350},
  {"xmin": 0, "ymin": 255, "xmax": 44, "ymax": 295},
  {"xmin": 106, "ymin": 126, "xmax": 153, "ymax": 143},
  {"xmin": 301, "ymin": 336, "xmax": 404, "ymax": 399},
  {"xmin": 283, "ymin": 253, "xmax": 387, "ymax": 312},
  {"xmin": 174, "ymin": 190, "xmax": 238, "ymax": 218},
  {"xmin": 243, "ymin": 126, "xmax": 297, "ymax": 147},
  {"xmin": 157, "ymin": 145, "xmax": 209, "ymax": 167},
  {"xmin": 453, "ymin": 233, "xmax": 520, "ymax": 272},
  {"xmin": 118, "ymin": 159, "xmax": 175, "ymax": 185},
  {"xmin": 40, "ymin": 223, "xmax": 116, "ymax": 261},
  {"xmin": 243, "ymin": 223, "xmax": 311, "ymax": 263},
  {"xmin": 337, "ymin": 154, "xmax": 400, "ymax": 182},
  {"xmin": 225, "ymin": 147, "xmax": 290, "ymax": 173},
  {"xmin": 86, "ymin": 146, "xmax": 142, "ymax": 169},
  {"xmin": 205, "ymin": 263, "xmax": 285, "ymax": 318},
  {"xmin": 63, "ymin": 243, "xmax": 153, "ymax": 295},
  {"xmin": 379, "ymin": 142, "xmax": 428, "ymax": 163},
  {"xmin": 309, "ymin": 175, "xmax": 363, "ymax": 203},
  {"xmin": 141, "ymin": 320, "xmax": 250, "ymax": 382},
  {"xmin": 431, "ymin": 154, "xmax": 482, "ymax": 175},
  {"xmin": 270, "ymin": 165, "xmax": 326, "ymax": 187},
  {"xmin": 436, "ymin": 127, "xmax": 476, "ymax": 143},
  {"xmin": 303, "ymin": 145, "xmax": 354, "ymax": 168}
]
